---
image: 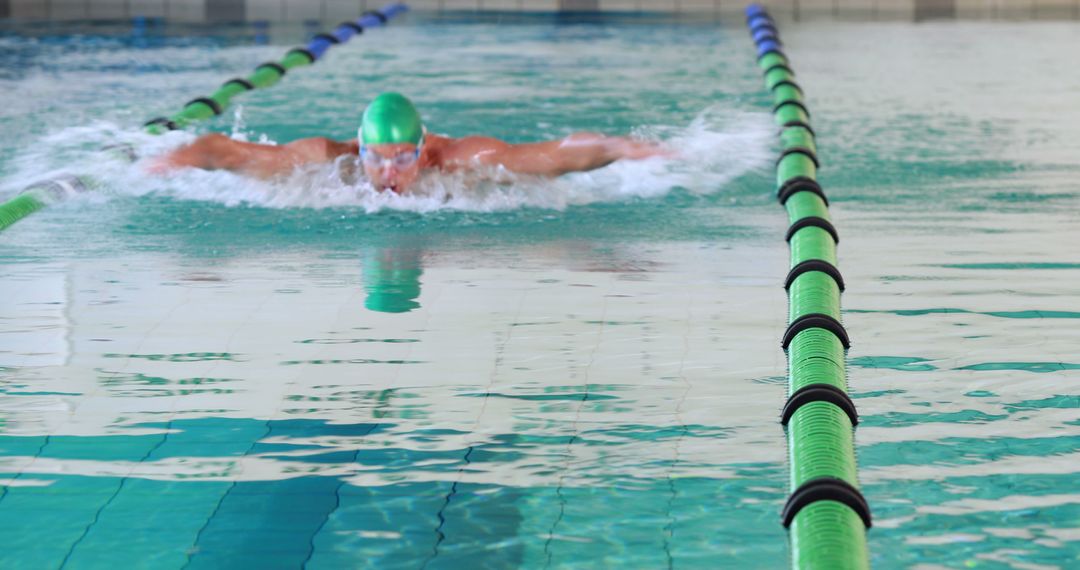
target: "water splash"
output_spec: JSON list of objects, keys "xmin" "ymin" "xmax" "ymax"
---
[{"xmin": 1, "ymin": 107, "xmax": 773, "ymax": 214}]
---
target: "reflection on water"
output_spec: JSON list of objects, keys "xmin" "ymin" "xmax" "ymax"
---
[
  {"xmin": 0, "ymin": 240, "xmax": 790, "ymax": 568},
  {"xmin": 840, "ymin": 212, "xmax": 1080, "ymax": 569},
  {"xmin": 363, "ymin": 245, "xmax": 424, "ymax": 314}
]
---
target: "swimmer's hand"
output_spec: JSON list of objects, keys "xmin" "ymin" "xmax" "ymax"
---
[
  {"xmin": 599, "ymin": 136, "xmax": 674, "ymax": 161},
  {"xmin": 144, "ymin": 154, "xmax": 181, "ymax": 175}
]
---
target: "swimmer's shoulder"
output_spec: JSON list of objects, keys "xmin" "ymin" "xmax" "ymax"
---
[
  {"xmin": 424, "ymin": 133, "xmax": 452, "ymax": 151},
  {"xmin": 285, "ymin": 137, "xmax": 359, "ymax": 162},
  {"xmin": 425, "ymin": 134, "xmax": 509, "ymax": 169},
  {"xmin": 330, "ymin": 138, "xmax": 360, "ymax": 158},
  {"xmin": 422, "ymin": 133, "xmax": 453, "ymax": 167}
]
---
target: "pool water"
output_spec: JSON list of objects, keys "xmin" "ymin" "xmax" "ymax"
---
[{"xmin": 1, "ymin": 12, "xmax": 1079, "ymax": 569}]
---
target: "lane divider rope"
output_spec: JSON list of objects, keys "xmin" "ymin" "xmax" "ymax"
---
[
  {"xmin": 745, "ymin": 4, "xmax": 872, "ymax": 568},
  {"xmin": 0, "ymin": 2, "xmax": 409, "ymax": 233}
]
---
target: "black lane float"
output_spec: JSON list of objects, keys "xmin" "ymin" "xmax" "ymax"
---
[{"xmin": 745, "ymin": 4, "xmax": 871, "ymax": 569}]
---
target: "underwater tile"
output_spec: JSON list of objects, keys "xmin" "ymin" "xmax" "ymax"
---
[
  {"xmin": 1, "ymin": 475, "xmax": 120, "ymax": 497},
  {"xmin": 0, "ymin": 435, "xmax": 49, "ymax": 457},
  {"xmin": 37, "ymin": 435, "xmax": 165, "ymax": 462},
  {"xmin": 65, "ymin": 545, "xmax": 190, "ymax": 570},
  {"xmin": 0, "ymin": 546, "xmax": 73, "ymax": 570}
]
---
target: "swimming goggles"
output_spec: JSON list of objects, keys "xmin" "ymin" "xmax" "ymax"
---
[{"xmin": 360, "ymin": 145, "xmax": 421, "ymax": 169}]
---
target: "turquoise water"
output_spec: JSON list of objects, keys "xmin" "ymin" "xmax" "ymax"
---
[{"xmin": 1, "ymin": 13, "xmax": 1080, "ymax": 569}]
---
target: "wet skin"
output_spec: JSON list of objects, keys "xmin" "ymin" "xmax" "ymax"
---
[{"xmin": 154, "ymin": 131, "xmax": 668, "ymax": 194}]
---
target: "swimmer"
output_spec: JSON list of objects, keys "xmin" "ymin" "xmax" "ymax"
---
[{"xmin": 153, "ymin": 92, "xmax": 666, "ymax": 194}]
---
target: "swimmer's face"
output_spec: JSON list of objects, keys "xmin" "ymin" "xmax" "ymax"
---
[{"xmin": 361, "ymin": 143, "xmax": 422, "ymax": 194}]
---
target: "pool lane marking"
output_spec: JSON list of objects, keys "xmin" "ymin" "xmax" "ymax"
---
[
  {"xmin": 180, "ymin": 284, "xmax": 333, "ymax": 569},
  {"xmin": 542, "ymin": 279, "xmax": 611, "ymax": 569},
  {"xmin": 193, "ymin": 278, "xmax": 395, "ymax": 568},
  {"xmin": 57, "ymin": 421, "xmax": 176, "ymax": 568},
  {"xmin": 302, "ymin": 272, "xmax": 440, "ymax": 569},
  {"xmin": 662, "ymin": 296, "xmax": 695, "ymax": 570},
  {"xmin": 0, "ymin": 275, "xmax": 194, "ymax": 523},
  {"xmin": 419, "ymin": 280, "xmax": 529, "ymax": 570},
  {"xmin": 60, "ymin": 279, "xmax": 276, "ymax": 567},
  {"xmin": 297, "ymin": 417, "xmax": 386, "ymax": 570},
  {"xmin": 57, "ymin": 285, "xmax": 197, "ymax": 567}
]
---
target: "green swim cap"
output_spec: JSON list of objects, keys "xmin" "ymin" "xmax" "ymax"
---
[{"xmin": 360, "ymin": 92, "xmax": 424, "ymax": 146}]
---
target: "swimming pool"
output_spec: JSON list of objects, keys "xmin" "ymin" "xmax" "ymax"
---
[{"xmin": 1, "ymin": 11, "xmax": 1079, "ymax": 569}]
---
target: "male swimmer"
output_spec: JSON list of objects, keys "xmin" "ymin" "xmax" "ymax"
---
[{"xmin": 155, "ymin": 92, "xmax": 665, "ymax": 194}]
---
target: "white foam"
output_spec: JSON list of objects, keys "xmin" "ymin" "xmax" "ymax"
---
[{"xmin": 2, "ymin": 107, "xmax": 773, "ymax": 214}]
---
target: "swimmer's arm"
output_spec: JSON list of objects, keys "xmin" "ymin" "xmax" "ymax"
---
[
  {"xmin": 445, "ymin": 133, "xmax": 665, "ymax": 177},
  {"xmin": 151, "ymin": 134, "xmax": 358, "ymax": 178}
]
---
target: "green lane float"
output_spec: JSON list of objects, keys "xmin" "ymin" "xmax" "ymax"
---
[
  {"xmin": 142, "ymin": 4, "xmax": 406, "ymax": 134},
  {"xmin": 745, "ymin": 4, "xmax": 871, "ymax": 569},
  {"xmin": 0, "ymin": 3, "xmax": 408, "ymax": 233},
  {"xmin": 0, "ymin": 176, "xmax": 92, "ymax": 232}
]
